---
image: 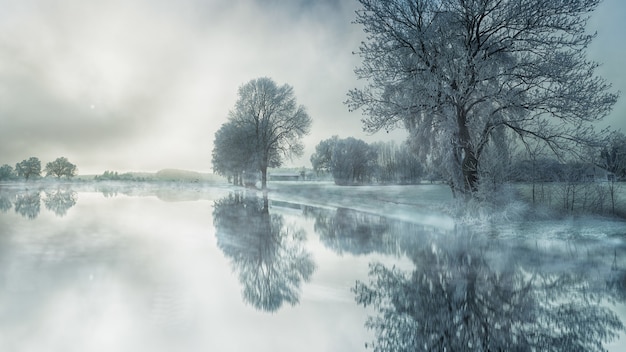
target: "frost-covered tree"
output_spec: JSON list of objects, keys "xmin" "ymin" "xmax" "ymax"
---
[
  {"xmin": 44, "ymin": 157, "xmax": 77, "ymax": 179},
  {"xmin": 373, "ymin": 141, "xmax": 423, "ymax": 184},
  {"xmin": 348, "ymin": 0, "xmax": 617, "ymax": 198},
  {"xmin": 600, "ymin": 130, "xmax": 626, "ymax": 181},
  {"xmin": 310, "ymin": 136, "xmax": 339, "ymax": 175},
  {"xmin": 332, "ymin": 137, "xmax": 378, "ymax": 185},
  {"xmin": 225, "ymin": 77, "xmax": 312, "ymax": 189},
  {"xmin": 311, "ymin": 137, "xmax": 378, "ymax": 185},
  {"xmin": 15, "ymin": 157, "xmax": 41, "ymax": 180}
]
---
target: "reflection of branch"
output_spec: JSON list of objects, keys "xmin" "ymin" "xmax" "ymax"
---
[
  {"xmin": 14, "ymin": 191, "xmax": 41, "ymax": 219},
  {"xmin": 44, "ymin": 189, "xmax": 77, "ymax": 217},
  {"xmin": 355, "ymin": 239, "xmax": 625, "ymax": 351},
  {"xmin": 214, "ymin": 192, "xmax": 315, "ymax": 312},
  {"xmin": 0, "ymin": 192, "xmax": 12, "ymax": 213}
]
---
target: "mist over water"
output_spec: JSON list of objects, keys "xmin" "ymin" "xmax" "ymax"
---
[{"xmin": 0, "ymin": 183, "xmax": 625, "ymax": 351}]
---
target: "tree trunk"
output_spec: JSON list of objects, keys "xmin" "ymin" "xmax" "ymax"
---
[
  {"xmin": 261, "ymin": 167, "xmax": 267, "ymax": 190},
  {"xmin": 461, "ymin": 150, "xmax": 479, "ymax": 194},
  {"xmin": 457, "ymin": 109, "xmax": 479, "ymax": 196},
  {"xmin": 262, "ymin": 191, "xmax": 269, "ymax": 213}
]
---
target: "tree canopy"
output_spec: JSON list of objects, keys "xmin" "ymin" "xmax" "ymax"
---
[
  {"xmin": 214, "ymin": 77, "xmax": 312, "ymax": 189},
  {"xmin": 44, "ymin": 157, "xmax": 77, "ymax": 179},
  {"xmin": 0, "ymin": 164, "xmax": 15, "ymax": 181},
  {"xmin": 15, "ymin": 157, "xmax": 41, "ymax": 180},
  {"xmin": 212, "ymin": 121, "xmax": 255, "ymax": 186},
  {"xmin": 311, "ymin": 136, "xmax": 378, "ymax": 185},
  {"xmin": 347, "ymin": 0, "xmax": 618, "ymax": 198}
]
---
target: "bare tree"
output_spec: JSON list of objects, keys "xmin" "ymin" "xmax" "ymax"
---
[
  {"xmin": 227, "ymin": 77, "xmax": 312, "ymax": 189},
  {"xmin": 600, "ymin": 130, "xmax": 626, "ymax": 181},
  {"xmin": 347, "ymin": 0, "xmax": 617, "ymax": 199}
]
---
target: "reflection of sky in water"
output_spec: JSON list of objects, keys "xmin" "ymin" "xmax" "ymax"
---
[
  {"xmin": 0, "ymin": 187, "xmax": 403, "ymax": 351},
  {"xmin": 0, "ymin": 184, "xmax": 624, "ymax": 351}
]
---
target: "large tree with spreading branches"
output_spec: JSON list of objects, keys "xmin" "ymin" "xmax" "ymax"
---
[
  {"xmin": 347, "ymin": 0, "xmax": 618, "ymax": 198},
  {"xmin": 218, "ymin": 77, "xmax": 312, "ymax": 189},
  {"xmin": 44, "ymin": 157, "xmax": 77, "ymax": 179}
]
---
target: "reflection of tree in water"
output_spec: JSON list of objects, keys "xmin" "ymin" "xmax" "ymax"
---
[
  {"xmin": 353, "ymin": 229, "xmax": 625, "ymax": 352},
  {"xmin": 213, "ymin": 192, "xmax": 315, "ymax": 312},
  {"xmin": 14, "ymin": 190, "xmax": 41, "ymax": 219},
  {"xmin": 607, "ymin": 249, "xmax": 626, "ymax": 301},
  {"xmin": 304, "ymin": 206, "xmax": 435, "ymax": 256},
  {"xmin": 307, "ymin": 207, "xmax": 390, "ymax": 255},
  {"xmin": 0, "ymin": 189, "xmax": 12, "ymax": 213},
  {"xmin": 44, "ymin": 188, "xmax": 77, "ymax": 217}
]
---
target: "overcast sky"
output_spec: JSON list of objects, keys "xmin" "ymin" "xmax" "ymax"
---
[{"xmin": 0, "ymin": 0, "xmax": 624, "ymax": 175}]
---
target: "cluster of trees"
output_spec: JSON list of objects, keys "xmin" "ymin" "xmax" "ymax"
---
[
  {"xmin": 94, "ymin": 170, "xmax": 142, "ymax": 181},
  {"xmin": 212, "ymin": 77, "xmax": 312, "ymax": 189},
  {"xmin": 0, "ymin": 157, "xmax": 77, "ymax": 181},
  {"xmin": 310, "ymin": 137, "xmax": 423, "ymax": 185},
  {"xmin": 347, "ymin": 0, "xmax": 617, "ymax": 199}
]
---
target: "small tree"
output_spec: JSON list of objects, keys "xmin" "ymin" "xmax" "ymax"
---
[
  {"xmin": 212, "ymin": 121, "xmax": 255, "ymax": 186},
  {"xmin": 15, "ymin": 157, "xmax": 41, "ymax": 180},
  {"xmin": 600, "ymin": 131, "xmax": 626, "ymax": 181},
  {"xmin": 44, "ymin": 157, "xmax": 78, "ymax": 179},
  {"xmin": 311, "ymin": 137, "xmax": 378, "ymax": 185},
  {"xmin": 310, "ymin": 136, "xmax": 339, "ymax": 176},
  {"xmin": 0, "ymin": 164, "xmax": 15, "ymax": 181}
]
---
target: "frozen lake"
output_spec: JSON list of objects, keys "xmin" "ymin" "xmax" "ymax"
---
[{"xmin": 0, "ymin": 183, "xmax": 625, "ymax": 351}]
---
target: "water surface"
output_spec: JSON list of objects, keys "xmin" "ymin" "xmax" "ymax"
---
[{"xmin": 0, "ymin": 183, "xmax": 624, "ymax": 351}]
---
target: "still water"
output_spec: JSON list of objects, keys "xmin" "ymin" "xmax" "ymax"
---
[{"xmin": 0, "ymin": 183, "xmax": 625, "ymax": 351}]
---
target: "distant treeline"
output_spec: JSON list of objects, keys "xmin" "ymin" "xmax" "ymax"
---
[
  {"xmin": 0, "ymin": 157, "xmax": 77, "ymax": 180},
  {"xmin": 0, "ymin": 157, "xmax": 221, "ymax": 184},
  {"xmin": 94, "ymin": 169, "xmax": 219, "ymax": 183},
  {"xmin": 94, "ymin": 170, "xmax": 149, "ymax": 182}
]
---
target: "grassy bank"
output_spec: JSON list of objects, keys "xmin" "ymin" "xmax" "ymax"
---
[{"xmin": 513, "ymin": 181, "xmax": 626, "ymax": 218}]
